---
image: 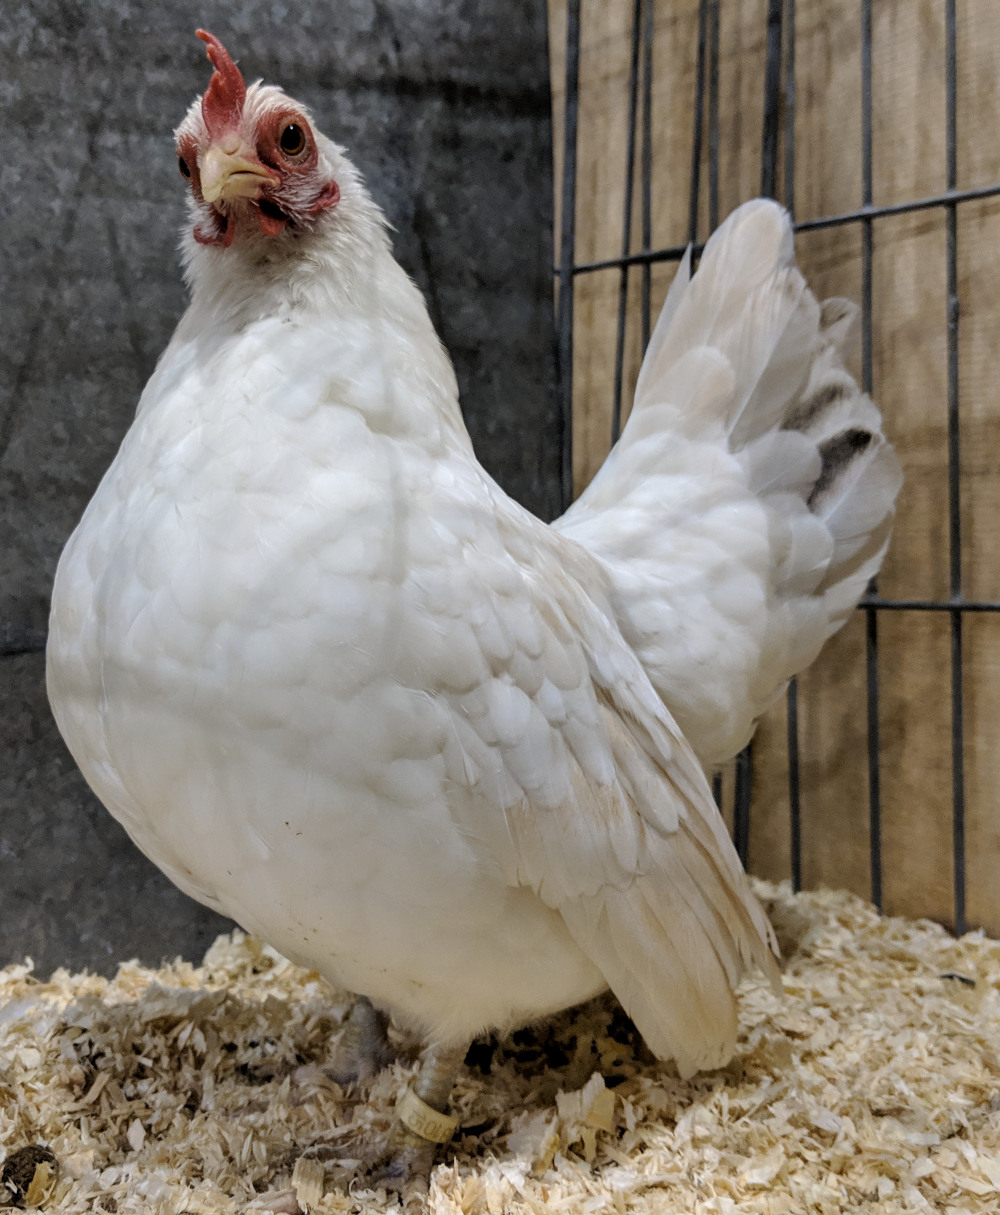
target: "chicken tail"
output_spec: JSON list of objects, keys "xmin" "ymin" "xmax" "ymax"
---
[{"xmin": 555, "ymin": 199, "xmax": 902, "ymax": 766}]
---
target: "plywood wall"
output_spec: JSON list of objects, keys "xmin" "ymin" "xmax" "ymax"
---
[{"xmin": 548, "ymin": 0, "xmax": 1000, "ymax": 933}]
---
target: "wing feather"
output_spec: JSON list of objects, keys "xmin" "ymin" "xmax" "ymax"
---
[{"xmin": 454, "ymin": 514, "xmax": 780, "ymax": 1074}]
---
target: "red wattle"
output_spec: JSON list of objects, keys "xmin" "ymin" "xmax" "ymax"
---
[
  {"xmin": 256, "ymin": 206, "xmax": 288, "ymax": 237},
  {"xmin": 307, "ymin": 180, "xmax": 341, "ymax": 215},
  {"xmin": 194, "ymin": 213, "xmax": 232, "ymax": 247}
]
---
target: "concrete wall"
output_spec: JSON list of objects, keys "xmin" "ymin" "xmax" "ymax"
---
[{"xmin": 0, "ymin": 1, "xmax": 558, "ymax": 975}]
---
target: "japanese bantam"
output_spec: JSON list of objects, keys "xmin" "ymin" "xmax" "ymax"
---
[{"xmin": 47, "ymin": 30, "xmax": 902, "ymax": 1188}]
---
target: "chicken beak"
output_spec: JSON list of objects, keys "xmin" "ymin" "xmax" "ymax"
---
[{"xmin": 199, "ymin": 144, "xmax": 278, "ymax": 204}]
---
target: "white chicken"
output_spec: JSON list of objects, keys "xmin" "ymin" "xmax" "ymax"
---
[{"xmin": 47, "ymin": 30, "xmax": 901, "ymax": 1183}]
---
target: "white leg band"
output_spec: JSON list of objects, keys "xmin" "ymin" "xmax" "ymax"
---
[{"xmin": 395, "ymin": 1086, "xmax": 459, "ymax": 1144}]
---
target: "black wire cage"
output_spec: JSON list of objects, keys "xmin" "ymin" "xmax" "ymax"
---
[{"xmin": 552, "ymin": 0, "xmax": 1000, "ymax": 936}]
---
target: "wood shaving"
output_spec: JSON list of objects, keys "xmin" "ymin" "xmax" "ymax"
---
[{"xmin": 2, "ymin": 881, "xmax": 998, "ymax": 1213}]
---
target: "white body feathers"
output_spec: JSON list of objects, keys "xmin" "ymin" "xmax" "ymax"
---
[{"xmin": 47, "ymin": 187, "xmax": 898, "ymax": 1075}]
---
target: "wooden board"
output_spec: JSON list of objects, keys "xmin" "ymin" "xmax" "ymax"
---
[{"xmin": 548, "ymin": 0, "xmax": 1000, "ymax": 933}]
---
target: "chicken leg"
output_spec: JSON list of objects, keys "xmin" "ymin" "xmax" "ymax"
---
[
  {"xmin": 370, "ymin": 1039, "xmax": 467, "ymax": 1193},
  {"xmin": 329, "ymin": 995, "xmax": 395, "ymax": 1086}
]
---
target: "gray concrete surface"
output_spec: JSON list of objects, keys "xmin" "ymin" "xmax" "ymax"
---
[{"xmin": 0, "ymin": 1, "xmax": 558, "ymax": 976}]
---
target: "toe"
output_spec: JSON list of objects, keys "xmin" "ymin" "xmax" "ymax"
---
[{"xmin": 365, "ymin": 1136, "xmax": 436, "ymax": 1199}]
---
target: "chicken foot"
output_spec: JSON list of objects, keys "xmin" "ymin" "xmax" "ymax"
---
[{"xmin": 328, "ymin": 995, "xmax": 396, "ymax": 1085}]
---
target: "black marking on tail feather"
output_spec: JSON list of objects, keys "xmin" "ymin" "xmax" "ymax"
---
[
  {"xmin": 783, "ymin": 381, "xmax": 853, "ymax": 434},
  {"xmin": 808, "ymin": 428, "xmax": 874, "ymax": 507}
]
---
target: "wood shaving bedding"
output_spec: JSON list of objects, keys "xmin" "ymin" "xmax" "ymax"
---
[{"xmin": 2, "ymin": 881, "xmax": 998, "ymax": 1214}]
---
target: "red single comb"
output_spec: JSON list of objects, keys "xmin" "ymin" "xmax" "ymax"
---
[{"xmin": 195, "ymin": 29, "xmax": 246, "ymax": 135}]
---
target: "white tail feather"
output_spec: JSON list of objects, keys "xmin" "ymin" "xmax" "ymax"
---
[{"xmin": 555, "ymin": 199, "xmax": 902, "ymax": 766}]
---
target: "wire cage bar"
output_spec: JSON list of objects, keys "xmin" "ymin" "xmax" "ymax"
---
[{"xmin": 552, "ymin": 0, "xmax": 1000, "ymax": 934}]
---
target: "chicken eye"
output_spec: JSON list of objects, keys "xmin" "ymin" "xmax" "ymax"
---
[
  {"xmin": 279, "ymin": 124, "xmax": 306, "ymax": 156},
  {"xmin": 178, "ymin": 156, "xmax": 192, "ymax": 179}
]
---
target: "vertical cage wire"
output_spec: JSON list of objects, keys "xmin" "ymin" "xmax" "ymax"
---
[
  {"xmin": 781, "ymin": 0, "xmax": 802, "ymax": 895},
  {"xmin": 687, "ymin": 0, "xmax": 710, "ymax": 248},
  {"xmin": 859, "ymin": 0, "xmax": 884, "ymax": 914},
  {"xmin": 706, "ymin": 0, "xmax": 720, "ymax": 232},
  {"xmin": 611, "ymin": 0, "xmax": 643, "ymax": 446},
  {"xmin": 554, "ymin": 0, "xmax": 1000, "ymax": 931},
  {"xmin": 640, "ymin": 0, "xmax": 655, "ymax": 348},
  {"xmin": 944, "ymin": 0, "xmax": 967, "ymax": 936},
  {"xmin": 556, "ymin": 0, "xmax": 581, "ymax": 515}
]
